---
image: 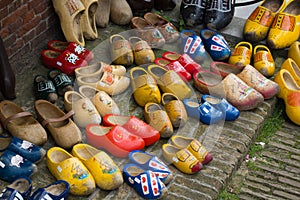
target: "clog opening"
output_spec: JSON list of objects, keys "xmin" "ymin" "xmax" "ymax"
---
[
  {"xmin": 283, "ymin": 0, "xmax": 300, "ymax": 15},
  {"xmin": 132, "ymin": 68, "xmax": 147, "ymax": 78},
  {"xmin": 146, "ymin": 103, "xmax": 162, "ymax": 112},
  {"xmin": 291, "ymin": 61, "xmax": 300, "ymax": 78},
  {"xmin": 148, "ymin": 65, "xmax": 167, "ymax": 77},
  {"xmin": 164, "ymin": 52, "xmax": 180, "ymax": 61},
  {"xmin": 50, "ymin": 150, "xmax": 71, "ymax": 162},
  {"xmin": 79, "ymin": 85, "xmax": 98, "ymax": 99},
  {"xmin": 49, "ymin": 41, "xmax": 68, "ymax": 51},
  {"xmin": 126, "ymin": 165, "xmax": 144, "ymax": 176},
  {"xmin": 132, "ymin": 152, "xmax": 151, "ymax": 165},
  {"xmin": 185, "ymin": 101, "xmax": 199, "ymax": 108},
  {"xmin": 164, "ymin": 145, "xmax": 180, "ymax": 154},
  {"xmin": 66, "ymin": 92, "xmax": 83, "ymax": 103},
  {"xmin": 1, "ymin": 103, "xmax": 37, "ymax": 125},
  {"xmin": 172, "ymin": 137, "xmax": 192, "ymax": 148},
  {"xmin": 205, "ymin": 97, "xmax": 221, "ymax": 105},
  {"xmin": 262, "ymin": 0, "xmax": 282, "ymax": 12},
  {"xmin": 9, "ymin": 178, "xmax": 31, "ymax": 193},
  {"xmin": 162, "ymin": 93, "xmax": 177, "ymax": 104},
  {"xmin": 77, "ymin": 63, "xmax": 101, "ymax": 75},
  {"xmin": 45, "ymin": 182, "xmax": 67, "ymax": 196},
  {"xmin": 89, "ymin": 125, "xmax": 111, "ymax": 136},
  {"xmin": 74, "ymin": 145, "xmax": 98, "ymax": 160},
  {"xmin": 214, "ymin": 63, "xmax": 243, "ymax": 74},
  {"xmin": 195, "ymin": 72, "xmax": 221, "ymax": 86},
  {"xmin": 44, "ymin": 50, "xmax": 60, "ymax": 59},
  {"xmin": 105, "ymin": 115, "xmax": 129, "ymax": 126},
  {"xmin": 81, "ymin": 74, "xmax": 102, "ymax": 84},
  {"xmin": 284, "ymin": 72, "xmax": 300, "ymax": 90}
]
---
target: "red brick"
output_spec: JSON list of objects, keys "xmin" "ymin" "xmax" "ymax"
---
[
  {"xmin": 0, "ymin": 7, "xmax": 8, "ymax": 21},
  {"xmin": 3, "ymin": 4, "xmax": 28, "ymax": 27},
  {"xmin": 0, "ymin": 0, "xmax": 14, "ymax": 8},
  {"xmin": 8, "ymin": 18, "xmax": 23, "ymax": 35},
  {"xmin": 23, "ymin": 10, "xmax": 35, "ymax": 24}
]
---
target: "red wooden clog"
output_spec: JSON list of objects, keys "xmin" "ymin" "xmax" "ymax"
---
[
  {"xmin": 85, "ymin": 124, "xmax": 145, "ymax": 158},
  {"xmin": 103, "ymin": 114, "xmax": 160, "ymax": 146}
]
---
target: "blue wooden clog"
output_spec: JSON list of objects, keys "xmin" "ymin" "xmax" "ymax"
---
[
  {"xmin": 0, "ymin": 150, "xmax": 37, "ymax": 183},
  {"xmin": 29, "ymin": 180, "xmax": 70, "ymax": 200},
  {"xmin": 0, "ymin": 177, "xmax": 32, "ymax": 200},
  {"xmin": 183, "ymin": 98, "xmax": 224, "ymax": 124},
  {"xmin": 0, "ymin": 135, "xmax": 46, "ymax": 163},
  {"xmin": 128, "ymin": 150, "xmax": 173, "ymax": 184},
  {"xmin": 123, "ymin": 163, "xmax": 167, "ymax": 199},
  {"xmin": 201, "ymin": 94, "xmax": 240, "ymax": 121}
]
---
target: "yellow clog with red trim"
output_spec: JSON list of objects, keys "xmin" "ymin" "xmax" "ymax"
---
[
  {"xmin": 71, "ymin": 143, "xmax": 123, "ymax": 190},
  {"xmin": 46, "ymin": 147, "xmax": 96, "ymax": 196},
  {"xmin": 267, "ymin": 0, "xmax": 300, "ymax": 49},
  {"xmin": 253, "ymin": 45, "xmax": 275, "ymax": 77},
  {"xmin": 274, "ymin": 69, "xmax": 300, "ymax": 125},
  {"xmin": 228, "ymin": 41, "xmax": 252, "ymax": 66}
]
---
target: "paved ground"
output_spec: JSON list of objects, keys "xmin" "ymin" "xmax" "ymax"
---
[{"xmin": 0, "ymin": 2, "xmax": 299, "ymax": 200}]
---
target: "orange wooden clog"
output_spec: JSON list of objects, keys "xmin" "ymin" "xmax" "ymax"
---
[
  {"xmin": 228, "ymin": 41, "xmax": 252, "ymax": 66},
  {"xmin": 253, "ymin": 45, "xmax": 275, "ymax": 77}
]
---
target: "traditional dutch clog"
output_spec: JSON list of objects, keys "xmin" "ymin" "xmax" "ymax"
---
[
  {"xmin": 180, "ymin": 29, "xmax": 207, "ymax": 64},
  {"xmin": 103, "ymin": 114, "xmax": 160, "ymax": 146},
  {"xmin": 0, "ymin": 177, "xmax": 32, "ymax": 199},
  {"xmin": 0, "ymin": 100, "xmax": 47, "ymax": 146},
  {"xmin": 182, "ymin": 98, "xmax": 224, "ymax": 125},
  {"xmin": 267, "ymin": 0, "xmax": 300, "ymax": 49},
  {"xmin": 75, "ymin": 62, "xmax": 126, "ymax": 77},
  {"xmin": 144, "ymin": 102, "xmax": 173, "ymax": 138},
  {"xmin": 128, "ymin": 150, "xmax": 173, "ymax": 184},
  {"xmin": 34, "ymin": 99, "xmax": 82, "ymax": 149},
  {"xmin": 47, "ymin": 69, "xmax": 74, "ymax": 96},
  {"xmin": 76, "ymin": 71, "xmax": 130, "ymax": 96},
  {"xmin": 274, "ymin": 69, "xmax": 300, "ymax": 125},
  {"xmin": 71, "ymin": 143, "xmax": 123, "ymax": 190},
  {"xmin": 199, "ymin": 29, "xmax": 231, "ymax": 61},
  {"xmin": 147, "ymin": 64, "xmax": 192, "ymax": 100},
  {"xmin": 253, "ymin": 45, "xmax": 275, "ymax": 77},
  {"xmin": 180, "ymin": 0, "xmax": 206, "ymax": 28},
  {"xmin": 33, "ymin": 75, "xmax": 58, "ymax": 104},
  {"xmin": 162, "ymin": 144, "xmax": 202, "ymax": 174},
  {"xmin": 47, "ymin": 40, "xmax": 94, "ymax": 62},
  {"xmin": 280, "ymin": 58, "xmax": 300, "ymax": 85},
  {"xmin": 161, "ymin": 93, "xmax": 188, "ymax": 128},
  {"xmin": 85, "ymin": 124, "xmax": 145, "ymax": 158},
  {"xmin": 228, "ymin": 41, "xmax": 253, "ymax": 66},
  {"xmin": 154, "ymin": 58, "xmax": 192, "ymax": 82},
  {"xmin": 109, "ymin": 34, "xmax": 134, "ymax": 66},
  {"xmin": 130, "ymin": 67, "xmax": 161, "ymax": 107},
  {"xmin": 64, "ymin": 91, "xmax": 101, "ymax": 128},
  {"xmin": 41, "ymin": 49, "xmax": 88, "ymax": 76},
  {"xmin": 210, "ymin": 61, "xmax": 244, "ymax": 78},
  {"xmin": 243, "ymin": 0, "xmax": 286, "ymax": 43},
  {"xmin": 201, "ymin": 94, "xmax": 240, "ymax": 121},
  {"xmin": 0, "ymin": 150, "xmax": 37, "ymax": 183},
  {"xmin": 288, "ymin": 40, "xmax": 300, "ymax": 68},
  {"xmin": 80, "ymin": 0, "xmax": 98, "ymax": 40},
  {"xmin": 123, "ymin": 163, "xmax": 167, "ymax": 199},
  {"xmin": 170, "ymin": 135, "xmax": 213, "ymax": 164},
  {"xmin": 129, "ymin": 36, "xmax": 155, "ymax": 65},
  {"xmin": 29, "ymin": 180, "xmax": 70, "ymax": 200},
  {"xmin": 0, "ymin": 136, "xmax": 46, "ymax": 163},
  {"xmin": 46, "ymin": 147, "xmax": 96, "ymax": 196}
]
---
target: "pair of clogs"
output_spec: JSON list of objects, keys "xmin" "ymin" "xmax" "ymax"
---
[
  {"xmin": 274, "ymin": 57, "xmax": 300, "ymax": 125},
  {"xmin": 243, "ymin": 0, "xmax": 300, "ymax": 49},
  {"xmin": 0, "ymin": 136, "xmax": 46, "ymax": 182},
  {"xmin": 52, "ymin": 0, "xmax": 98, "ymax": 47},
  {"xmin": 162, "ymin": 135, "xmax": 213, "ymax": 174},
  {"xmin": 130, "ymin": 12, "xmax": 180, "ymax": 48},
  {"xmin": 76, "ymin": 61, "xmax": 130, "ymax": 96},
  {"xmin": 228, "ymin": 41, "xmax": 275, "ymax": 77},
  {"xmin": 194, "ymin": 64, "xmax": 280, "ymax": 110},
  {"xmin": 123, "ymin": 150, "xmax": 173, "ymax": 199},
  {"xmin": 183, "ymin": 94, "xmax": 240, "ymax": 125},
  {"xmin": 0, "ymin": 177, "xmax": 70, "ymax": 200},
  {"xmin": 47, "ymin": 144, "xmax": 123, "ymax": 196},
  {"xmin": 109, "ymin": 34, "xmax": 155, "ymax": 66},
  {"xmin": 41, "ymin": 40, "xmax": 94, "ymax": 75}
]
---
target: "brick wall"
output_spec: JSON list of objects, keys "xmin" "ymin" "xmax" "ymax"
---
[{"xmin": 0, "ymin": 0, "xmax": 62, "ymax": 66}]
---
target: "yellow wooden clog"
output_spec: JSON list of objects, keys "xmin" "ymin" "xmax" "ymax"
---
[
  {"xmin": 280, "ymin": 58, "xmax": 300, "ymax": 85},
  {"xmin": 129, "ymin": 36, "xmax": 155, "ymax": 65},
  {"xmin": 46, "ymin": 147, "xmax": 96, "ymax": 196},
  {"xmin": 288, "ymin": 41, "xmax": 300, "ymax": 67},
  {"xmin": 243, "ymin": 0, "xmax": 286, "ymax": 43},
  {"xmin": 110, "ymin": 34, "xmax": 134, "ymax": 66},
  {"xmin": 162, "ymin": 144, "xmax": 202, "ymax": 174},
  {"xmin": 161, "ymin": 93, "xmax": 187, "ymax": 128},
  {"xmin": 170, "ymin": 135, "xmax": 213, "ymax": 164},
  {"xmin": 267, "ymin": 0, "xmax": 300, "ymax": 49},
  {"xmin": 130, "ymin": 67, "xmax": 161, "ymax": 107},
  {"xmin": 228, "ymin": 41, "xmax": 252, "ymax": 66},
  {"xmin": 253, "ymin": 45, "xmax": 275, "ymax": 77},
  {"xmin": 147, "ymin": 64, "xmax": 192, "ymax": 100},
  {"xmin": 274, "ymin": 69, "xmax": 300, "ymax": 125},
  {"xmin": 71, "ymin": 143, "xmax": 124, "ymax": 190}
]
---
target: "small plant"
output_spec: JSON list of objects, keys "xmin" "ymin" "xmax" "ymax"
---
[{"xmin": 218, "ymin": 190, "xmax": 239, "ymax": 200}]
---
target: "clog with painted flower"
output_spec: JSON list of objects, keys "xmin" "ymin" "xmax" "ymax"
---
[
  {"xmin": 147, "ymin": 64, "xmax": 192, "ymax": 100},
  {"xmin": 161, "ymin": 93, "xmax": 188, "ymax": 128},
  {"xmin": 280, "ymin": 58, "xmax": 300, "ymax": 85},
  {"xmin": 228, "ymin": 41, "xmax": 252, "ymax": 66},
  {"xmin": 71, "ymin": 143, "xmax": 123, "ymax": 190},
  {"xmin": 267, "ymin": 0, "xmax": 300, "ymax": 49},
  {"xmin": 253, "ymin": 45, "xmax": 275, "ymax": 77},
  {"xmin": 162, "ymin": 143, "xmax": 202, "ymax": 174},
  {"xmin": 76, "ymin": 71, "xmax": 130, "ymax": 96},
  {"xmin": 144, "ymin": 102, "xmax": 173, "ymax": 138},
  {"xmin": 46, "ymin": 147, "xmax": 96, "ymax": 196},
  {"xmin": 110, "ymin": 34, "xmax": 134, "ymax": 66},
  {"xmin": 274, "ymin": 69, "xmax": 300, "ymax": 125},
  {"xmin": 170, "ymin": 135, "xmax": 213, "ymax": 164},
  {"xmin": 130, "ymin": 67, "xmax": 161, "ymax": 107},
  {"xmin": 243, "ymin": 0, "xmax": 287, "ymax": 43}
]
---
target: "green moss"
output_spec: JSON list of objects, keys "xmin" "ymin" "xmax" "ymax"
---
[{"xmin": 218, "ymin": 190, "xmax": 239, "ymax": 200}]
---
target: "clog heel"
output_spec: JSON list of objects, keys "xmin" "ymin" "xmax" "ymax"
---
[
  {"xmin": 253, "ymin": 45, "xmax": 275, "ymax": 77},
  {"xmin": 46, "ymin": 147, "xmax": 96, "ymax": 196},
  {"xmin": 274, "ymin": 69, "xmax": 300, "ymax": 125},
  {"xmin": 228, "ymin": 41, "xmax": 252, "ymax": 66}
]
